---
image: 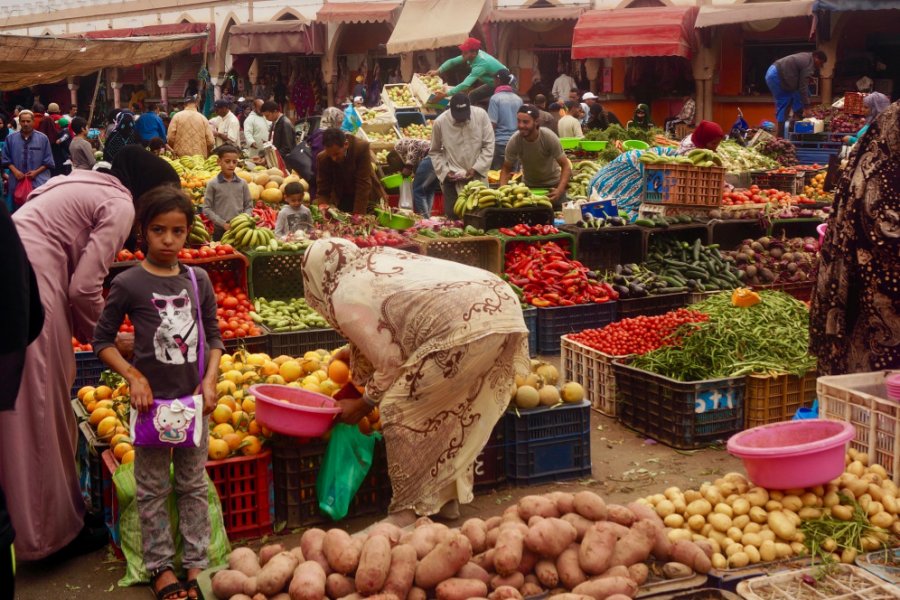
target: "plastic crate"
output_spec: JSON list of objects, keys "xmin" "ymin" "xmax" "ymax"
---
[
  {"xmin": 243, "ymin": 250, "xmax": 306, "ymax": 301},
  {"xmin": 754, "ymin": 279, "xmax": 815, "ymax": 302},
  {"xmin": 271, "ymin": 436, "xmax": 391, "ymax": 529},
  {"xmin": 100, "ymin": 450, "xmax": 124, "ymax": 559},
  {"xmin": 504, "ymin": 401, "xmax": 592, "ymax": 484},
  {"xmin": 844, "ymin": 91, "xmax": 867, "ymax": 115},
  {"xmin": 642, "ymin": 164, "xmax": 726, "ymax": 206},
  {"xmin": 615, "ymin": 293, "xmax": 689, "ymax": 321},
  {"xmin": 223, "ymin": 333, "xmax": 269, "ymax": 356},
  {"xmin": 205, "ymin": 451, "xmax": 273, "ymax": 539},
  {"xmin": 707, "ymin": 219, "xmax": 768, "ymax": 251},
  {"xmin": 736, "ymin": 564, "xmax": 900, "ymax": 600},
  {"xmin": 474, "ymin": 423, "xmax": 507, "ymax": 491},
  {"xmin": 561, "ymin": 335, "xmax": 627, "ymax": 417},
  {"xmin": 856, "ymin": 549, "xmax": 900, "ymax": 585},
  {"xmin": 749, "ymin": 170, "xmax": 805, "ymax": 195},
  {"xmin": 381, "ymin": 83, "xmax": 420, "ymax": 111},
  {"xmin": 463, "ymin": 206, "xmax": 554, "ymax": 231},
  {"xmin": 641, "ymin": 223, "xmax": 711, "ymax": 258},
  {"xmin": 71, "ymin": 351, "xmax": 105, "ymax": 399},
  {"xmin": 522, "ymin": 307, "xmax": 537, "ymax": 358},
  {"xmin": 414, "ymin": 235, "xmax": 502, "ymax": 273},
  {"xmin": 77, "ymin": 421, "xmax": 108, "ymax": 518},
  {"xmin": 358, "ymin": 121, "xmax": 402, "ymax": 152},
  {"xmin": 613, "ymin": 360, "xmax": 745, "ymax": 450},
  {"xmin": 817, "ymin": 370, "xmax": 900, "ymax": 485},
  {"xmin": 71, "ymin": 398, "xmax": 89, "ymax": 421},
  {"xmin": 497, "ymin": 233, "xmax": 577, "ymax": 270},
  {"xmin": 537, "ymin": 301, "xmax": 617, "ymax": 355},
  {"xmin": 559, "ymin": 226, "xmax": 644, "ymax": 272},
  {"xmin": 410, "ymin": 73, "xmax": 448, "ymax": 106},
  {"xmin": 744, "ymin": 370, "xmax": 817, "ymax": 429},
  {"xmin": 186, "ymin": 253, "xmax": 249, "ymax": 293},
  {"xmin": 264, "ymin": 326, "xmax": 346, "ymax": 358}
]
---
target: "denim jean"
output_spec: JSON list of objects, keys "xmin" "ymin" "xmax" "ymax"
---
[
  {"xmin": 491, "ymin": 143, "xmax": 507, "ymax": 170},
  {"xmin": 412, "ymin": 157, "xmax": 441, "ymax": 217},
  {"xmin": 765, "ymin": 64, "xmax": 803, "ymax": 125}
]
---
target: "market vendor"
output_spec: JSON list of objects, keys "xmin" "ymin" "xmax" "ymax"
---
[
  {"xmin": 428, "ymin": 37, "xmax": 510, "ymax": 106},
  {"xmin": 676, "ymin": 120, "xmax": 725, "ymax": 155},
  {"xmin": 842, "ymin": 92, "xmax": 889, "ymax": 145},
  {"xmin": 588, "ymin": 145, "xmax": 678, "ymax": 221},
  {"xmin": 301, "ymin": 237, "xmax": 529, "ymax": 524},
  {"xmin": 315, "ymin": 128, "xmax": 383, "ymax": 215},
  {"xmin": 765, "ymin": 50, "xmax": 827, "ymax": 138},
  {"xmin": 389, "ymin": 137, "xmax": 440, "ymax": 217},
  {"xmin": 499, "ymin": 104, "xmax": 571, "ymax": 208}
]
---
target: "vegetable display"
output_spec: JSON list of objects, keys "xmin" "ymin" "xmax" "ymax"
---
[
  {"xmin": 600, "ymin": 264, "xmax": 689, "ymax": 298},
  {"xmin": 716, "ymin": 141, "xmax": 778, "ymax": 173},
  {"xmin": 756, "ymin": 138, "xmax": 798, "ymax": 167},
  {"xmin": 567, "ymin": 160, "xmax": 604, "ymax": 199},
  {"xmin": 496, "ymin": 224, "xmax": 559, "ymax": 237},
  {"xmin": 251, "ymin": 298, "xmax": 330, "ymax": 332},
  {"xmin": 630, "ymin": 291, "xmax": 817, "ymax": 380},
  {"xmin": 639, "ymin": 149, "xmax": 722, "ymax": 168},
  {"xmin": 567, "ymin": 309, "xmax": 709, "ymax": 357},
  {"xmin": 221, "ymin": 214, "xmax": 277, "ymax": 250},
  {"xmin": 453, "ymin": 181, "xmax": 553, "ymax": 215},
  {"xmin": 644, "ymin": 238, "xmax": 743, "ymax": 294},
  {"xmin": 723, "ymin": 236, "xmax": 819, "ymax": 287},
  {"xmin": 504, "ymin": 241, "xmax": 617, "ymax": 307}
]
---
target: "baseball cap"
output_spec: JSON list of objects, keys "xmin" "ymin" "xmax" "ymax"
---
[
  {"xmin": 458, "ymin": 37, "xmax": 481, "ymax": 52},
  {"xmin": 449, "ymin": 93, "xmax": 471, "ymax": 122},
  {"xmin": 582, "ymin": 92, "xmax": 598, "ymax": 101},
  {"xmin": 495, "ymin": 68, "xmax": 512, "ymax": 85},
  {"xmin": 214, "ymin": 99, "xmax": 231, "ymax": 109}
]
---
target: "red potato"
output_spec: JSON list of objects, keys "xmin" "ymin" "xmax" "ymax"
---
[
  {"xmin": 517, "ymin": 548, "xmax": 539, "ymax": 576},
  {"xmin": 562, "ymin": 513, "xmax": 595, "ymax": 541},
  {"xmin": 573, "ymin": 492, "xmax": 608, "ymax": 521},
  {"xmin": 259, "ymin": 543, "xmax": 286, "ymax": 566},
  {"xmin": 485, "ymin": 516, "xmax": 503, "ymax": 530},
  {"xmin": 491, "ymin": 572, "xmax": 525, "ymax": 590},
  {"xmin": 231, "ymin": 595, "xmax": 253, "ymax": 600},
  {"xmin": 457, "ymin": 562, "xmax": 492, "ymax": 584},
  {"xmin": 407, "ymin": 587, "xmax": 427, "ymax": 600},
  {"xmin": 336, "ymin": 595, "xmax": 363, "ymax": 600},
  {"xmin": 300, "ymin": 529, "xmax": 330, "ymax": 574},
  {"xmin": 579, "ymin": 522, "xmax": 618, "ymax": 575},
  {"xmin": 256, "ymin": 552, "xmax": 301, "ymax": 596},
  {"xmin": 522, "ymin": 582, "xmax": 544, "ymax": 596},
  {"xmin": 525, "ymin": 517, "xmax": 578, "ymax": 558},
  {"xmin": 608, "ymin": 595, "xmax": 636, "ymax": 600},
  {"xmin": 548, "ymin": 595, "xmax": 595, "ymax": 600},
  {"xmin": 494, "ymin": 525, "xmax": 526, "ymax": 576},
  {"xmin": 606, "ymin": 505, "xmax": 636, "ymax": 527},
  {"xmin": 606, "ymin": 523, "xmax": 631, "ymax": 539},
  {"xmin": 408, "ymin": 525, "xmax": 443, "ymax": 559},
  {"xmin": 436, "ymin": 578, "xmax": 489, "ymax": 600},
  {"xmin": 536, "ymin": 560, "xmax": 560, "ymax": 588},
  {"xmin": 366, "ymin": 523, "xmax": 404, "ymax": 545},
  {"xmin": 670, "ymin": 540, "xmax": 712, "ymax": 574},
  {"xmin": 271, "ymin": 594, "xmax": 291, "ymax": 600},
  {"xmin": 609, "ymin": 520, "xmax": 656, "ymax": 567},
  {"xmin": 628, "ymin": 563, "xmax": 649, "ymax": 585},
  {"xmin": 415, "ymin": 517, "xmax": 434, "ymax": 527},
  {"xmin": 289, "ymin": 547, "xmax": 306, "ymax": 564},
  {"xmin": 472, "ymin": 549, "xmax": 496, "ymax": 571},
  {"xmin": 243, "ymin": 576, "xmax": 258, "ymax": 596},
  {"xmin": 323, "ymin": 529, "xmax": 362, "ymax": 575},
  {"xmin": 626, "ymin": 502, "xmax": 671, "ymax": 560},
  {"xmin": 415, "ymin": 534, "xmax": 473, "ymax": 590},
  {"xmin": 356, "ymin": 535, "xmax": 392, "ymax": 595},
  {"xmin": 572, "ymin": 575, "xmax": 639, "ymax": 599},
  {"xmin": 503, "ymin": 505, "xmax": 525, "ymax": 524},
  {"xmin": 288, "ymin": 561, "xmax": 326, "ymax": 600},
  {"xmin": 528, "ymin": 516, "xmax": 545, "ymax": 528},
  {"xmin": 229, "ymin": 547, "xmax": 261, "ymax": 577},
  {"xmin": 489, "ymin": 585, "xmax": 524, "ymax": 600},
  {"xmin": 382, "ymin": 544, "xmax": 418, "ymax": 599},
  {"xmin": 549, "ymin": 491, "xmax": 576, "ymax": 515},
  {"xmin": 461, "ymin": 518, "xmax": 489, "ymax": 554},
  {"xmin": 486, "ymin": 527, "xmax": 501, "ymax": 548},
  {"xmin": 601, "ymin": 566, "xmax": 630, "ymax": 579},
  {"xmin": 326, "ymin": 573, "xmax": 356, "ymax": 599},
  {"xmin": 693, "ymin": 539, "xmax": 715, "ymax": 559},
  {"xmin": 518, "ymin": 495, "xmax": 560, "ymax": 520},
  {"xmin": 557, "ymin": 545, "xmax": 587, "ymax": 590},
  {"xmin": 211, "ymin": 569, "xmax": 248, "ymax": 599}
]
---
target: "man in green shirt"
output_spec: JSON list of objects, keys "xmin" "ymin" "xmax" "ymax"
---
[{"xmin": 429, "ymin": 37, "xmax": 510, "ymax": 106}]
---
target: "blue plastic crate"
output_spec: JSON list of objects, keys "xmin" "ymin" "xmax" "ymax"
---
[
  {"xmin": 523, "ymin": 307, "xmax": 537, "ymax": 357},
  {"xmin": 504, "ymin": 401, "xmax": 592, "ymax": 484},
  {"xmin": 474, "ymin": 423, "xmax": 507, "ymax": 491},
  {"xmin": 71, "ymin": 351, "xmax": 105, "ymax": 398},
  {"xmin": 505, "ymin": 400, "xmax": 591, "ymax": 441},
  {"xmin": 537, "ymin": 301, "xmax": 617, "ymax": 355}
]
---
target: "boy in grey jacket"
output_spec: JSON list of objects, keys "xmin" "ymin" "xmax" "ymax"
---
[{"xmin": 765, "ymin": 50, "xmax": 827, "ymax": 137}]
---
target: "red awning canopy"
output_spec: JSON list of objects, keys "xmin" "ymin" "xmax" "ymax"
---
[
  {"xmin": 316, "ymin": 2, "xmax": 401, "ymax": 24},
  {"xmin": 81, "ymin": 22, "xmax": 214, "ymax": 54},
  {"xmin": 572, "ymin": 6, "xmax": 698, "ymax": 60}
]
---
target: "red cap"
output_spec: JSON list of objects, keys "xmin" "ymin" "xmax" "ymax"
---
[{"xmin": 458, "ymin": 37, "xmax": 481, "ymax": 52}]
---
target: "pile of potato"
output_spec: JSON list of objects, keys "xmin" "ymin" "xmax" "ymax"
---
[
  {"xmin": 211, "ymin": 490, "xmax": 714, "ymax": 600},
  {"xmin": 639, "ymin": 450, "xmax": 900, "ymax": 570}
]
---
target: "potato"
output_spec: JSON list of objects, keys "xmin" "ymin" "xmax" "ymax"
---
[
  {"xmin": 670, "ymin": 540, "xmax": 712, "ymax": 574},
  {"xmin": 547, "ymin": 595, "xmax": 595, "ymax": 600},
  {"xmin": 579, "ymin": 523, "xmax": 617, "ymax": 575},
  {"xmin": 326, "ymin": 574, "xmax": 356, "ymax": 599},
  {"xmin": 549, "ymin": 492, "xmax": 576, "ymax": 515},
  {"xmin": 743, "ymin": 523, "xmax": 762, "ymax": 535},
  {"xmin": 667, "ymin": 529, "xmax": 693, "ymax": 543},
  {"xmin": 525, "ymin": 517, "xmax": 578, "ymax": 558},
  {"xmin": 557, "ymin": 545, "xmax": 587, "ymax": 590},
  {"xmin": 300, "ymin": 529, "xmax": 330, "ymax": 574},
  {"xmin": 728, "ymin": 552, "xmax": 749, "ymax": 568},
  {"xmin": 663, "ymin": 514, "xmax": 685, "ymax": 528},
  {"xmin": 461, "ymin": 519, "xmax": 489, "ymax": 554},
  {"xmin": 257, "ymin": 552, "xmax": 301, "ymax": 596},
  {"xmin": 729, "ymin": 498, "xmax": 750, "ymax": 516},
  {"xmin": 840, "ymin": 547, "xmax": 858, "ymax": 564},
  {"xmin": 764, "ymin": 500, "xmax": 783, "ymax": 512},
  {"xmin": 871, "ymin": 510, "xmax": 893, "ymax": 529},
  {"xmin": 521, "ymin": 582, "xmax": 544, "ymax": 597},
  {"xmin": 356, "ymin": 534, "xmax": 391, "ymax": 595},
  {"xmin": 773, "ymin": 542, "xmax": 791, "ymax": 558},
  {"xmin": 628, "ymin": 563, "xmax": 649, "ymax": 585},
  {"xmin": 798, "ymin": 507, "xmax": 822, "ymax": 520},
  {"xmin": 744, "ymin": 545, "xmax": 761, "ymax": 564},
  {"xmin": 732, "ymin": 515, "xmax": 750, "ymax": 530},
  {"xmin": 746, "ymin": 488, "xmax": 769, "ymax": 507},
  {"xmin": 472, "ymin": 549, "xmax": 495, "ymax": 571},
  {"xmin": 713, "ymin": 503, "xmax": 733, "ymax": 518},
  {"xmin": 458, "ymin": 562, "xmax": 492, "ymax": 584},
  {"xmin": 562, "ymin": 513, "xmax": 595, "ymax": 541},
  {"xmin": 607, "ymin": 505, "xmax": 636, "ymax": 527},
  {"xmin": 687, "ymin": 515, "xmax": 705, "ymax": 531},
  {"xmin": 741, "ymin": 532, "xmax": 762, "ymax": 548},
  {"xmin": 259, "ymin": 544, "xmax": 286, "ymax": 567},
  {"xmin": 517, "ymin": 548, "xmax": 539, "ymax": 576},
  {"xmin": 662, "ymin": 562, "xmax": 693, "ymax": 579},
  {"xmin": 766, "ymin": 511, "xmax": 796, "ymax": 542},
  {"xmin": 408, "ymin": 588, "xmax": 427, "ymax": 600},
  {"xmin": 519, "ymin": 495, "xmax": 560, "ymax": 520},
  {"xmin": 382, "ymin": 544, "xmax": 417, "ymax": 600},
  {"xmin": 408, "ymin": 525, "xmax": 443, "ymax": 559},
  {"xmin": 830, "ymin": 504, "xmax": 853, "ymax": 521},
  {"xmin": 684, "ymin": 490, "xmax": 702, "ymax": 503},
  {"xmin": 366, "ymin": 523, "xmax": 404, "ymax": 545},
  {"xmin": 573, "ymin": 492, "xmax": 608, "ymax": 521},
  {"xmin": 758, "ymin": 530, "xmax": 776, "ymax": 543},
  {"xmin": 536, "ymin": 560, "xmax": 560, "ymax": 588},
  {"xmin": 323, "ymin": 529, "xmax": 362, "ymax": 575},
  {"xmin": 748, "ymin": 507, "xmax": 768, "ymax": 524},
  {"xmin": 416, "ymin": 534, "xmax": 473, "ymax": 589},
  {"xmin": 488, "ymin": 586, "xmax": 524, "ymax": 600},
  {"xmin": 288, "ymin": 561, "xmax": 326, "ymax": 600},
  {"xmin": 228, "ymin": 547, "xmax": 262, "ymax": 577},
  {"xmin": 845, "ymin": 478, "xmax": 869, "ymax": 498},
  {"xmin": 708, "ymin": 513, "xmax": 731, "ymax": 533},
  {"xmin": 686, "ymin": 499, "xmax": 712, "ymax": 518},
  {"xmin": 491, "ymin": 572, "xmax": 525, "ymax": 591},
  {"xmin": 656, "ymin": 500, "xmax": 676, "ymax": 518},
  {"xmin": 572, "ymin": 576, "xmax": 638, "ymax": 599},
  {"xmin": 790, "ymin": 542, "xmax": 807, "ymax": 555},
  {"xmin": 437, "ymin": 578, "xmax": 489, "ymax": 600},
  {"xmin": 610, "ymin": 520, "xmax": 657, "ymax": 567},
  {"xmin": 780, "ymin": 495, "xmax": 803, "ymax": 512},
  {"xmin": 211, "ymin": 570, "xmax": 249, "ymax": 599}
]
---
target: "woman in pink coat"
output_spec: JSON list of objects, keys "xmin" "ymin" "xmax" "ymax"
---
[{"xmin": 0, "ymin": 147, "xmax": 179, "ymax": 560}]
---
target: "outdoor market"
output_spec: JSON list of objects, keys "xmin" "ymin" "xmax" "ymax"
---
[{"xmin": 0, "ymin": 0, "xmax": 899, "ymax": 600}]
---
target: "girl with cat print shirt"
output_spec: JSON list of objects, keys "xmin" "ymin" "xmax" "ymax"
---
[{"xmin": 93, "ymin": 186, "xmax": 224, "ymax": 600}]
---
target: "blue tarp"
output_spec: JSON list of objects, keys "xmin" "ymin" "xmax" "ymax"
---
[{"xmin": 813, "ymin": 0, "xmax": 900, "ymax": 10}]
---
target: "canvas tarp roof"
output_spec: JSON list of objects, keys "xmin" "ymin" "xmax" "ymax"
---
[
  {"xmin": 696, "ymin": 1, "xmax": 814, "ymax": 28},
  {"xmin": 386, "ymin": 0, "xmax": 487, "ymax": 54},
  {"xmin": 316, "ymin": 2, "xmax": 401, "ymax": 24},
  {"xmin": 0, "ymin": 32, "xmax": 205, "ymax": 90},
  {"xmin": 229, "ymin": 21, "xmax": 324, "ymax": 55}
]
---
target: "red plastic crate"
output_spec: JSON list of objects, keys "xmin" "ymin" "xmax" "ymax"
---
[{"xmin": 205, "ymin": 451, "xmax": 273, "ymax": 540}]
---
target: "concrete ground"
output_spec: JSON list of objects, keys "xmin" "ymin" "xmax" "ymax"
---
[{"xmin": 14, "ymin": 409, "xmax": 744, "ymax": 599}]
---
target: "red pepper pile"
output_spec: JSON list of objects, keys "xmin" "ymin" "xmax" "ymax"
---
[
  {"xmin": 498, "ymin": 223, "xmax": 559, "ymax": 237},
  {"xmin": 568, "ymin": 309, "xmax": 709, "ymax": 356},
  {"xmin": 253, "ymin": 203, "xmax": 278, "ymax": 229},
  {"xmin": 505, "ymin": 241, "xmax": 618, "ymax": 307}
]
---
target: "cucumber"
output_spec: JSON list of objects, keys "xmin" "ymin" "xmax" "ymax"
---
[{"xmin": 634, "ymin": 218, "xmax": 655, "ymax": 227}]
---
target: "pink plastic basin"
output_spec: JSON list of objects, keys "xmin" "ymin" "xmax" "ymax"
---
[
  {"xmin": 817, "ymin": 223, "xmax": 827, "ymax": 248},
  {"xmin": 250, "ymin": 384, "xmax": 342, "ymax": 437},
  {"xmin": 727, "ymin": 419, "xmax": 855, "ymax": 489}
]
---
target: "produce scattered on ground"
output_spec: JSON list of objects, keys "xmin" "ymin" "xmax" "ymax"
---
[
  {"xmin": 567, "ymin": 309, "xmax": 709, "ymax": 357},
  {"xmin": 251, "ymin": 297, "xmax": 330, "ymax": 332},
  {"xmin": 504, "ymin": 241, "xmax": 617, "ymax": 307},
  {"xmin": 510, "ymin": 358, "xmax": 585, "ymax": 409},
  {"xmin": 630, "ymin": 290, "xmax": 816, "ymax": 380},
  {"xmin": 723, "ymin": 236, "xmax": 819, "ymax": 287},
  {"xmin": 453, "ymin": 181, "xmax": 553, "ymax": 215},
  {"xmin": 644, "ymin": 238, "xmax": 743, "ymax": 294}
]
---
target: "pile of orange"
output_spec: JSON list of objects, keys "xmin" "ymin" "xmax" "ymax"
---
[{"xmin": 77, "ymin": 383, "xmax": 133, "ymax": 464}]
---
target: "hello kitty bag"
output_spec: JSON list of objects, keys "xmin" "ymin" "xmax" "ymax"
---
[{"xmin": 130, "ymin": 267, "xmax": 206, "ymax": 448}]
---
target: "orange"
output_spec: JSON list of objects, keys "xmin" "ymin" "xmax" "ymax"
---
[
  {"xmin": 208, "ymin": 438, "xmax": 230, "ymax": 461},
  {"xmin": 121, "ymin": 450, "xmax": 135, "ymax": 464},
  {"xmin": 231, "ymin": 410, "xmax": 250, "ymax": 430},
  {"xmin": 266, "ymin": 374, "xmax": 286, "ymax": 385},
  {"xmin": 113, "ymin": 442, "xmax": 133, "ymax": 461},
  {"xmin": 85, "ymin": 400, "xmax": 98, "ymax": 413},
  {"xmin": 89, "ymin": 407, "xmax": 115, "ymax": 427},
  {"xmin": 241, "ymin": 397, "xmax": 256, "ymax": 414},
  {"xmin": 279, "ymin": 360, "xmax": 303, "ymax": 383},
  {"xmin": 96, "ymin": 416, "xmax": 119, "ymax": 439},
  {"xmin": 110, "ymin": 433, "xmax": 131, "ymax": 447},
  {"xmin": 77, "ymin": 386, "xmax": 96, "ymax": 402},
  {"xmin": 248, "ymin": 418, "xmax": 261, "ymax": 436},
  {"xmin": 327, "ymin": 359, "xmax": 350, "ymax": 385},
  {"xmin": 217, "ymin": 395, "xmax": 237, "ymax": 412},
  {"xmin": 260, "ymin": 361, "xmax": 280, "ymax": 377},
  {"xmin": 222, "ymin": 432, "xmax": 243, "ymax": 452},
  {"xmin": 240, "ymin": 435, "xmax": 262, "ymax": 456},
  {"xmin": 211, "ymin": 404, "xmax": 233, "ymax": 425},
  {"xmin": 212, "ymin": 423, "xmax": 234, "ymax": 438},
  {"xmin": 94, "ymin": 385, "xmax": 113, "ymax": 400},
  {"xmin": 113, "ymin": 383, "xmax": 129, "ymax": 398},
  {"xmin": 272, "ymin": 355, "xmax": 292, "ymax": 366}
]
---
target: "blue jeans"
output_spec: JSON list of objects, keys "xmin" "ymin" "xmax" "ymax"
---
[
  {"xmin": 413, "ymin": 157, "xmax": 441, "ymax": 216},
  {"xmin": 491, "ymin": 142, "xmax": 507, "ymax": 170},
  {"xmin": 766, "ymin": 64, "xmax": 803, "ymax": 125}
]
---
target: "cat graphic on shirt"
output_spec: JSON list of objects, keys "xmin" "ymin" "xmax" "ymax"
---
[{"xmin": 152, "ymin": 289, "xmax": 198, "ymax": 365}]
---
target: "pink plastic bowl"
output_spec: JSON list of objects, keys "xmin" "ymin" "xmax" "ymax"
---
[
  {"xmin": 727, "ymin": 419, "xmax": 855, "ymax": 489},
  {"xmin": 817, "ymin": 223, "xmax": 827, "ymax": 248},
  {"xmin": 250, "ymin": 384, "xmax": 342, "ymax": 437}
]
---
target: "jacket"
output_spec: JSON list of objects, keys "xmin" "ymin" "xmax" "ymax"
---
[
  {"xmin": 774, "ymin": 53, "xmax": 816, "ymax": 104},
  {"xmin": 315, "ymin": 135, "xmax": 381, "ymax": 214},
  {"xmin": 429, "ymin": 107, "xmax": 495, "ymax": 182},
  {"xmin": 167, "ymin": 106, "xmax": 214, "ymax": 158}
]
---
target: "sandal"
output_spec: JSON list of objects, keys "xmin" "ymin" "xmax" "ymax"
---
[
  {"xmin": 184, "ymin": 578, "xmax": 203, "ymax": 600},
  {"xmin": 149, "ymin": 568, "xmax": 186, "ymax": 600}
]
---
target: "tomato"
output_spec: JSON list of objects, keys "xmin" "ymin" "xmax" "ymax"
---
[
  {"xmin": 222, "ymin": 329, "xmax": 235, "ymax": 339},
  {"xmin": 222, "ymin": 297, "xmax": 239, "ymax": 309}
]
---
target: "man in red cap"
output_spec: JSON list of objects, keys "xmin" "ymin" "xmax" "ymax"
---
[{"xmin": 428, "ymin": 37, "xmax": 510, "ymax": 105}]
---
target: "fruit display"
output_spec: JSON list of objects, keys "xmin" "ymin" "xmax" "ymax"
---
[
  {"xmin": 164, "ymin": 154, "xmax": 221, "ymax": 205},
  {"xmin": 568, "ymin": 309, "xmax": 709, "ymax": 357},
  {"xmin": 716, "ymin": 141, "xmax": 778, "ymax": 173},
  {"xmin": 511, "ymin": 359, "xmax": 585, "ymax": 409},
  {"xmin": 401, "ymin": 123, "xmax": 433, "ymax": 140},
  {"xmin": 803, "ymin": 171, "xmax": 831, "ymax": 200},
  {"xmin": 237, "ymin": 170, "xmax": 308, "ymax": 205},
  {"xmin": 639, "ymin": 149, "xmax": 723, "ymax": 168},
  {"xmin": 453, "ymin": 181, "xmax": 553, "ymax": 216},
  {"xmin": 76, "ymin": 372, "xmax": 134, "ymax": 464},
  {"xmin": 374, "ymin": 149, "xmax": 390, "ymax": 164},
  {"xmin": 721, "ymin": 185, "xmax": 815, "ymax": 207},
  {"xmin": 644, "ymin": 237, "xmax": 743, "ymax": 294},
  {"xmin": 176, "ymin": 243, "xmax": 237, "ymax": 261},
  {"xmin": 384, "ymin": 84, "xmax": 418, "ymax": 108},
  {"xmin": 756, "ymin": 137, "xmax": 798, "ymax": 167},
  {"xmin": 250, "ymin": 297, "xmax": 330, "ymax": 332},
  {"xmin": 496, "ymin": 223, "xmax": 559, "ymax": 237},
  {"xmin": 570, "ymin": 213, "xmax": 631, "ymax": 229},
  {"xmin": 310, "ymin": 210, "xmax": 414, "ymax": 248},
  {"xmin": 210, "ymin": 269, "xmax": 263, "ymax": 340},
  {"xmin": 114, "ymin": 248, "xmax": 145, "ymax": 262},
  {"xmin": 415, "ymin": 224, "xmax": 486, "ymax": 239},
  {"xmin": 567, "ymin": 160, "xmax": 603, "ymax": 199},
  {"xmin": 723, "ymin": 235, "xmax": 819, "ymax": 287},
  {"xmin": 189, "ymin": 214, "xmax": 212, "ymax": 244},
  {"xmin": 829, "ymin": 111, "xmax": 867, "ymax": 134},
  {"xmin": 416, "ymin": 73, "xmax": 448, "ymax": 95},
  {"xmin": 220, "ymin": 214, "xmax": 277, "ymax": 250},
  {"xmin": 357, "ymin": 105, "xmax": 395, "ymax": 125},
  {"xmin": 252, "ymin": 203, "xmax": 279, "ymax": 229},
  {"xmin": 364, "ymin": 128, "xmax": 400, "ymax": 144}
]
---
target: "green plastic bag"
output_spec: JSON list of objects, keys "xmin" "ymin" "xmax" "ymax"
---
[
  {"xmin": 316, "ymin": 424, "xmax": 382, "ymax": 520},
  {"xmin": 112, "ymin": 461, "xmax": 231, "ymax": 587}
]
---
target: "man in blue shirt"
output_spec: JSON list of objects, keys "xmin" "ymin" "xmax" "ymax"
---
[
  {"xmin": 133, "ymin": 103, "xmax": 167, "ymax": 146},
  {"xmin": 487, "ymin": 69, "xmax": 523, "ymax": 170},
  {"xmin": 1, "ymin": 110, "xmax": 53, "ymax": 209},
  {"xmin": 430, "ymin": 37, "xmax": 510, "ymax": 105}
]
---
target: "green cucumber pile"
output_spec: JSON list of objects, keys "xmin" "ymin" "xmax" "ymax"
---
[
  {"xmin": 644, "ymin": 238, "xmax": 743, "ymax": 293},
  {"xmin": 250, "ymin": 298, "xmax": 329, "ymax": 332}
]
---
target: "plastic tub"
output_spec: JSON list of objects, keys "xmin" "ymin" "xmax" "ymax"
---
[
  {"xmin": 726, "ymin": 419, "xmax": 856, "ymax": 488},
  {"xmin": 579, "ymin": 140, "xmax": 608, "ymax": 152},
  {"xmin": 530, "ymin": 188, "xmax": 549, "ymax": 196},
  {"xmin": 560, "ymin": 137, "xmax": 581, "ymax": 150},
  {"xmin": 623, "ymin": 140, "xmax": 650, "ymax": 151},
  {"xmin": 375, "ymin": 207, "xmax": 416, "ymax": 230},
  {"xmin": 381, "ymin": 173, "xmax": 403, "ymax": 189},
  {"xmin": 250, "ymin": 384, "xmax": 342, "ymax": 438},
  {"xmin": 817, "ymin": 222, "xmax": 827, "ymax": 248}
]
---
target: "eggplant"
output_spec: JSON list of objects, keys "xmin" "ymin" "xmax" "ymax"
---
[
  {"xmin": 608, "ymin": 217, "xmax": 625, "ymax": 226},
  {"xmin": 613, "ymin": 284, "xmax": 630, "ymax": 297},
  {"xmin": 613, "ymin": 275, "xmax": 627, "ymax": 285}
]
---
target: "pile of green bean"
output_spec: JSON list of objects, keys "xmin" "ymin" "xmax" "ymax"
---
[{"xmin": 630, "ymin": 291, "xmax": 817, "ymax": 381}]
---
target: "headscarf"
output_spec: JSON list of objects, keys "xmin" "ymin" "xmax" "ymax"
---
[
  {"xmin": 301, "ymin": 238, "xmax": 355, "ymax": 331},
  {"xmin": 320, "ymin": 107, "xmax": 344, "ymax": 130},
  {"xmin": 631, "ymin": 103, "xmax": 652, "ymax": 128},
  {"xmin": 690, "ymin": 120, "xmax": 725, "ymax": 150},
  {"xmin": 109, "ymin": 145, "xmax": 180, "ymax": 205},
  {"xmin": 111, "ymin": 110, "xmax": 136, "ymax": 138},
  {"xmin": 586, "ymin": 104, "xmax": 609, "ymax": 131},
  {"xmin": 864, "ymin": 92, "xmax": 890, "ymax": 123},
  {"xmin": 103, "ymin": 110, "xmax": 139, "ymax": 163}
]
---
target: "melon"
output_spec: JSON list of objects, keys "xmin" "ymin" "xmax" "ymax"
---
[
  {"xmin": 280, "ymin": 174, "xmax": 301, "ymax": 193},
  {"xmin": 236, "ymin": 170, "xmax": 252, "ymax": 183},
  {"xmin": 265, "ymin": 181, "xmax": 279, "ymax": 190},
  {"xmin": 538, "ymin": 385, "xmax": 561, "ymax": 407},
  {"xmin": 253, "ymin": 173, "xmax": 270, "ymax": 186},
  {"xmin": 560, "ymin": 382, "xmax": 585, "ymax": 403},
  {"xmin": 248, "ymin": 182, "xmax": 261, "ymax": 201},
  {"xmin": 260, "ymin": 188, "xmax": 283, "ymax": 203},
  {"xmin": 523, "ymin": 373, "xmax": 544, "ymax": 390},
  {"xmin": 515, "ymin": 385, "xmax": 540, "ymax": 409},
  {"xmin": 268, "ymin": 175, "xmax": 284, "ymax": 185},
  {"xmin": 267, "ymin": 168, "xmax": 285, "ymax": 177},
  {"xmin": 535, "ymin": 363, "xmax": 559, "ymax": 386}
]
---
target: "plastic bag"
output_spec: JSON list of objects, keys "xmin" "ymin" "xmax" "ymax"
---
[
  {"xmin": 12, "ymin": 176, "xmax": 32, "ymax": 206},
  {"xmin": 317, "ymin": 423, "xmax": 381, "ymax": 521},
  {"xmin": 398, "ymin": 178, "xmax": 414, "ymax": 211}
]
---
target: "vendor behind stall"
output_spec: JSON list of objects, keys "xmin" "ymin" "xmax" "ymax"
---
[
  {"xmin": 428, "ymin": 37, "xmax": 509, "ymax": 105},
  {"xmin": 315, "ymin": 128, "xmax": 383, "ymax": 215},
  {"xmin": 589, "ymin": 146, "xmax": 678, "ymax": 221},
  {"xmin": 765, "ymin": 50, "xmax": 827, "ymax": 137},
  {"xmin": 843, "ymin": 92, "xmax": 890, "ymax": 145},
  {"xmin": 499, "ymin": 104, "xmax": 571, "ymax": 208},
  {"xmin": 676, "ymin": 120, "xmax": 724, "ymax": 155}
]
